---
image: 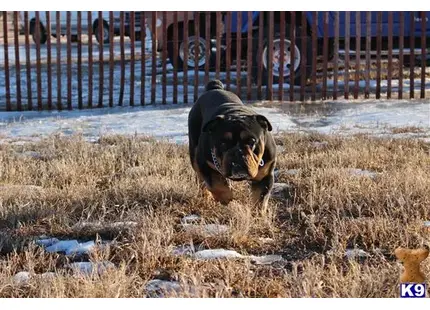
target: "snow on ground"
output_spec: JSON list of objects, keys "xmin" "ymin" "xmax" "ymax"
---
[{"xmin": 0, "ymin": 99, "xmax": 429, "ymax": 144}]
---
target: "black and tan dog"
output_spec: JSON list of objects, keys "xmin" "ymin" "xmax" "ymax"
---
[{"xmin": 188, "ymin": 79, "xmax": 277, "ymax": 208}]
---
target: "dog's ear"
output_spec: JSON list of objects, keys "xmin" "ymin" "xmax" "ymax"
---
[
  {"xmin": 255, "ymin": 114, "xmax": 273, "ymax": 132},
  {"xmin": 202, "ymin": 115, "xmax": 225, "ymax": 133}
]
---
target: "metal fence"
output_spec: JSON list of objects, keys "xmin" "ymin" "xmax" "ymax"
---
[{"xmin": 0, "ymin": 11, "xmax": 429, "ymax": 111}]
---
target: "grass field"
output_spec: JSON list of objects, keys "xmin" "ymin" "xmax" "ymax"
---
[{"xmin": 0, "ymin": 132, "xmax": 429, "ymax": 297}]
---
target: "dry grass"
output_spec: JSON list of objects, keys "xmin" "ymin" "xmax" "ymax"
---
[{"xmin": 0, "ymin": 132, "xmax": 429, "ymax": 298}]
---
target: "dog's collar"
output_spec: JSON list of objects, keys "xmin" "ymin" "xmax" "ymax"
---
[
  {"xmin": 211, "ymin": 148, "xmax": 223, "ymax": 175},
  {"xmin": 210, "ymin": 148, "xmax": 265, "ymax": 175}
]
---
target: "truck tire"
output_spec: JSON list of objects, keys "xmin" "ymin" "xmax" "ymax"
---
[
  {"xmin": 31, "ymin": 20, "xmax": 48, "ymax": 45},
  {"xmin": 167, "ymin": 24, "xmax": 216, "ymax": 71},
  {"xmin": 94, "ymin": 20, "xmax": 110, "ymax": 44},
  {"xmin": 252, "ymin": 25, "xmax": 312, "ymax": 86}
]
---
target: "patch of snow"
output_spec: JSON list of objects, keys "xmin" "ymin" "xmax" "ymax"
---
[
  {"xmin": 345, "ymin": 249, "xmax": 369, "ymax": 260},
  {"xmin": 193, "ymin": 249, "xmax": 244, "ymax": 260},
  {"xmin": 65, "ymin": 241, "xmax": 96, "ymax": 256},
  {"xmin": 45, "ymin": 240, "xmax": 80, "ymax": 254},
  {"xmin": 347, "ymin": 168, "xmax": 378, "ymax": 179},
  {"xmin": 191, "ymin": 248, "xmax": 285, "ymax": 265},
  {"xmin": 171, "ymin": 244, "xmax": 196, "ymax": 256},
  {"xmin": 66, "ymin": 261, "xmax": 115, "ymax": 276},
  {"xmin": 44, "ymin": 239, "xmax": 96, "ymax": 256},
  {"xmin": 249, "ymin": 254, "xmax": 284, "ymax": 265},
  {"xmin": 1, "ymin": 100, "xmax": 429, "ymax": 144},
  {"xmin": 35, "ymin": 238, "xmax": 60, "ymax": 247},
  {"xmin": 181, "ymin": 214, "xmax": 201, "ymax": 225},
  {"xmin": 12, "ymin": 271, "xmax": 31, "ymax": 285}
]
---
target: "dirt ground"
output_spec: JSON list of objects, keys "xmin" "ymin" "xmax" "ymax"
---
[{"xmin": 0, "ymin": 131, "xmax": 429, "ymax": 297}]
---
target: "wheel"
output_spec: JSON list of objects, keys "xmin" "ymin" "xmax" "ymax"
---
[
  {"xmin": 31, "ymin": 21, "xmax": 47, "ymax": 44},
  {"xmin": 252, "ymin": 25, "xmax": 312, "ymax": 86},
  {"xmin": 94, "ymin": 20, "xmax": 110, "ymax": 44},
  {"xmin": 71, "ymin": 35, "xmax": 79, "ymax": 42},
  {"xmin": 167, "ymin": 24, "xmax": 216, "ymax": 71}
]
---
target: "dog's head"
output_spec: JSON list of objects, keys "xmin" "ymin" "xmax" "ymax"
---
[
  {"xmin": 395, "ymin": 247, "xmax": 429, "ymax": 264},
  {"xmin": 203, "ymin": 113, "xmax": 273, "ymax": 180}
]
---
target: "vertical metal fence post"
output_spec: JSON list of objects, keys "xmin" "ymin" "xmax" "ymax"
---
[
  {"xmin": 129, "ymin": 11, "xmax": 135, "ymax": 106},
  {"xmin": 267, "ymin": 11, "xmax": 274, "ymax": 101},
  {"xmin": 2, "ymin": 12, "xmax": 11, "ymax": 111},
  {"xmin": 376, "ymin": 11, "xmax": 382, "ymax": 99},
  {"xmin": 354, "ymin": 11, "xmax": 360, "ymax": 99},
  {"xmin": 98, "ymin": 11, "xmax": 104, "ymax": 108},
  {"xmin": 225, "ymin": 12, "xmax": 231, "ymax": 91},
  {"xmin": 215, "ymin": 11, "xmax": 221, "ymax": 80},
  {"xmin": 78, "ymin": 11, "xmax": 83, "ymax": 109},
  {"xmin": 409, "ymin": 11, "xmax": 415, "ymax": 99},
  {"xmin": 279, "ymin": 11, "xmax": 285, "ymax": 102},
  {"xmin": 88, "ymin": 12, "xmax": 94, "ymax": 108},
  {"xmin": 35, "ymin": 11, "xmax": 42, "ymax": 109},
  {"xmin": 322, "ymin": 11, "xmax": 328, "ymax": 100},
  {"xmin": 194, "ymin": 12, "xmax": 201, "ymax": 100},
  {"xmin": 333, "ymin": 11, "xmax": 339, "ymax": 100},
  {"xmin": 13, "ymin": 12, "xmax": 22, "ymax": 110},
  {"xmin": 24, "ymin": 12, "xmax": 33, "ymax": 110},
  {"xmin": 311, "ymin": 12, "xmax": 317, "ymax": 101},
  {"xmin": 162, "ymin": 11, "xmax": 167, "ymax": 104},
  {"xmin": 119, "ymin": 11, "xmax": 125, "ymax": 106},
  {"xmin": 140, "ymin": 11, "xmax": 146, "ymax": 106},
  {"xmin": 257, "ymin": 12, "xmax": 264, "ymax": 100},
  {"xmin": 67, "ymin": 11, "xmax": 72, "ymax": 109},
  {"xmin": 247, "ymin": 11, "xmax": 253, "ymax": 101},
  {"xmin": 420, "ymin": 11, "xmax": 426, "ymax": 99},
  {"xmin": 46, "ymin": 11, "xmax": 52, "ymax": 110},
  {"xmin": 398, "ymin": 12, "xmax": 404, "ymax": 99},
  {"xmin": 151, "ymin": 12, "xmax": 157, "ymax": 103},
  {"xmin": 365, "ymin": 11, "xmax": 371, "ymax": 99},
  {"xmin": 236, "ymin": 12, "xmax": 242, "ymax": 97},
  {"xmin": 56, "ymin": 12, "xmax": 62, "ymax": 110},
  {"xmin": 204, "ymin": 12, "xmax": 210, "ymax": 86},
  {"xmin": 387, "ymin": 12, "xmax": 393, "ymax": 99},
  {"xmin": 300, "ymin": 12, "xmax": 307, "ymax": 102},
  {"xmin": 183, "ymin": 12, "xmax": 189, "ymax": 104},
  {"xmin": 173, "ymin": 11, "xmax": 178, "ymax": 103},
  {"xmin": 344, "ymin": 11, "xmax": 350, "ymax": 99},
  {"xmin": 289, "ymin": 11, "xmax": 295, "ymax": 102},
  {"xmin": 108, "ymin": 11, "xmax": 114, "ymax": 107}
]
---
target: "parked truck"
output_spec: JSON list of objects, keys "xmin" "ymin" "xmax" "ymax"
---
[
  {"xmin": 138, "ymin": 11, "xmax": 430, "ymax": 85},
  {"xmin": 22, "ymin": 11, "xmax": 122, "ymax": 44}
]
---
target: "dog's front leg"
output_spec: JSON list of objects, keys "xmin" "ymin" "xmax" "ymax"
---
[
  {"xmin": 206, "ymin": 172, "xmax": 233, "ymax": 205},
  {"xmin": 251, "ymin": 171, "xmax": 274, "ymax": 210}
]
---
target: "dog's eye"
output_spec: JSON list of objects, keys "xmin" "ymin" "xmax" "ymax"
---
[{"xmin": 248, "ymin": 138, "xmax": 257, "ymax": 149}]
